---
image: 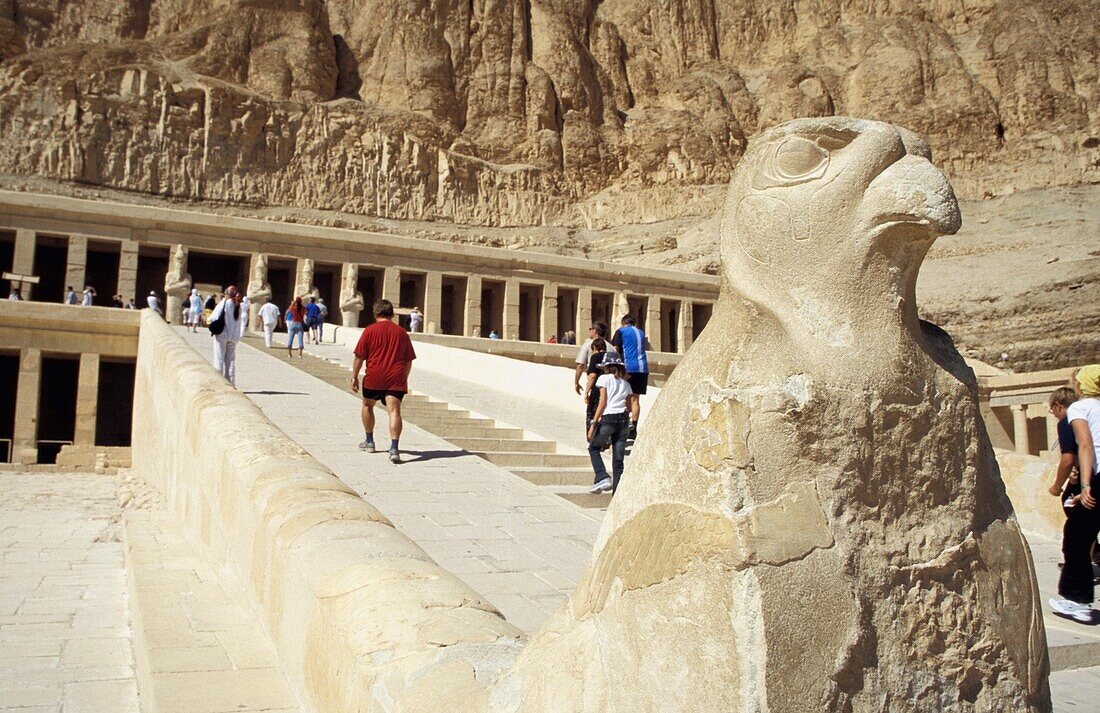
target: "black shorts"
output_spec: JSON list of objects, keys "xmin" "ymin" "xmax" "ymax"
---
[
  {"xmin": 627, "ymin": 372, "xmax": 648, "ymax": 395},
  {"xmin": 362, "ymin": 389, "xmax": 406, "ymax": 403}
]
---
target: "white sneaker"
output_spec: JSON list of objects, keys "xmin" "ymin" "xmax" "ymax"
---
[
  {"xmin": 1050, "ymin": 598, "xmax": 1094, "ymax": 623},
  {"xmin": 359, "ymin": 439, "xmax": 376, "ymax": 453},
  {"xmin": 588, "ymin": 477, "xmax": 612, "ymax": 494}
]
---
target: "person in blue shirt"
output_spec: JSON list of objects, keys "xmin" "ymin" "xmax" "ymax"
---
[
  {"xmin": 306, "ymin": 296, "xmax": 322, "ymax": 344},
  {"xmin": 611, "ymin": 314, "xmax": 649, "ymax": 439}
]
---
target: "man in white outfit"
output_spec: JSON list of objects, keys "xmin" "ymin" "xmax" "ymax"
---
[
  {"xmin": 258, "ymin": 299, "xmax": 280, "ymax": 348},
  {"xmin": 210, "ymin": 286, "xmax": 243, "ymax": 385}
]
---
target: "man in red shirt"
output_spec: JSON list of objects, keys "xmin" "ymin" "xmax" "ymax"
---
[{"xmin": 351, "ymin": 299, "xmax": 417, "ymax": 463}]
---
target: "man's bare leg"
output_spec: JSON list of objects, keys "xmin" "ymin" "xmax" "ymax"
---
[
  {"xmin": 629, "ymin": 394, "xmax": 640, "ymax": 438},
  {"xmin": 385, "ymin": 396, "xmax": 403, "ymax": 462},
  {"xmin": 359, "ymin": 398, "xmax": 377, "ymax": 451}
]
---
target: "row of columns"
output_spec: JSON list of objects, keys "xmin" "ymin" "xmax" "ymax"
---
[
  {"xmin": 9, "ymin": 348, "xmax": 101, "ymax": 464},
  {"xmin": 9, "ymin": 228, "xmax": 713, "ymax": 351},
  {"xmin": 9, "ymin": 229, "xmax": 140, "ymax": 301},
  {"xmin": 222, "ymin": 251, "xmax": 711, "ymax": 349},
  {"xmin": 1008, "ymin": 402, "xmax": 1063, "ymax": 456}
]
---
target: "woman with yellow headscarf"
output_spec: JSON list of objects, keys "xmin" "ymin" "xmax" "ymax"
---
[{"xmin": 1051, "ymin": 365, "xmax": 1100, "ymax": 623}]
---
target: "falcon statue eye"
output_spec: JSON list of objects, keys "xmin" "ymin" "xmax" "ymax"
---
[{"xmin": 752, "ymin": 136, "xmax": 830, "ymax": 189}]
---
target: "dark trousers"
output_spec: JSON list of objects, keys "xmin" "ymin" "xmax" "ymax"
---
[
  {"xmin": 1059, "ymin": 504, "xmax": 1100, "ymax": 604},
  {"xmin": 588, "ymin": 412, "xmax": 629, "ymax": 489}
]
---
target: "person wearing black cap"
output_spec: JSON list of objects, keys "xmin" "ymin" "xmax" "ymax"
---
[{"xmin": 586, "ymin": 350, "xmax": 633, "ymax": 494}]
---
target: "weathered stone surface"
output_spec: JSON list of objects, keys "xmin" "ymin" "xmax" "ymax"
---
[
  {"xmin": 130, "ymin": 311, "xmax": 523, "ymax": 712},
  {"xmin": 0, "ymin": 1, "xmax": 1095, "ymax": 227},
  {"xmin": 495, "ymin": 117, "xmax": 1051, "ymax": 711}
]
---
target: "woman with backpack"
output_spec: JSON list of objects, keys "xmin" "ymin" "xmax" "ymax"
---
[{"xmin": 586, "ymin": 351, "xmax": 633, "ymax": 494}]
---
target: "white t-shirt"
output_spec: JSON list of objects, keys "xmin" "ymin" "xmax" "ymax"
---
[
  {"xmin": 576, "ymin": 338, "xmax": 593, "ymax": 366},
  {"xmin": 259, "ymin": 302, "xmax": 280, "ymax": 327},
  {"xmin": 82, "ymin": 290, "xmax": 94, "ymax": 306},
  {"xmin": 1067, "ymin": 397, "xmax": 1100, "ymax": 476},
  {"xmin": 596, "ymin": 373, "xmax": 632, "ymax": 415}
]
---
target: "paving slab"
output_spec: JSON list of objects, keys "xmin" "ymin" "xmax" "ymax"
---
[
  {"xmin": 0, "ymin": 472, "xmax": 139, "ymax": 713},
  {"xmin": 178, "ymin": 330, "xmax": 602, "ymax": 634}
]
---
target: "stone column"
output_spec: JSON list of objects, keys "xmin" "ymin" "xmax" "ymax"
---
[
  {"xmin": 503, "ymin": 278, "xmax": 521, "ymax": 341},
  {"xmin": 382, "ymin": 267, "xmax": 401, "ymax": 306},
  {"xmin": 576, "ymin": 286, "xmax": 592, "ymax": 338},
  {"xmin": 679, "ymin": 301, "xmax": 694, "ymax": 354},
  {"xmin": 12, "ymin": 347, "xmax": 41, "ymax": 464},
  {"xmin": 65, "ymin": 235, "xmax": 87, "ymax": 298},
  {"xmin": 1011, "ymin": 404, "xmax": 1030, "ymax": 455},
  {"xmin": 542, "ymin": 284, "xmax": 559, "ymax": 342},
  {"xmin": 338, "ymin": 262, "xmax": 363, "ymax": 327},
  {"xmin": 12, "ymin": 229, "xmax": 35, "ymax": 300},
  {"xmin": 117, "ymin": 239, "xmax": 139, "ymax": 304},
  {"xmin": 1046, "ymin": 412, "xmax": 1060, "ymax": 454},
  {"xmin": 74, "ymin": 353, "xmax": 100, "ymax": 446},
  {"xmin": 646, "ymin": 299, "xmax": 663, "ymax": 352},
  {"xmin": 465, "ymin": 275, "xmax": 482, "ymax": 337},
  {"xmin": 293, "ymin": 258, "xmax": 315, "ymax": 299},
  {"xmin": 164, "ymin": 244, "xmax": 191, "ymax": 325},
  {"xmin": 424, "ymin": 271, "xmax": 442, "ymax": 335}
]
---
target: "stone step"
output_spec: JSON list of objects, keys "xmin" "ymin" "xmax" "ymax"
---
[
  {"xmin": 404, "ymin": 412, "xmax": 484, "ymax": 427},
  {"xmin": 399, "ymin": 399, "xmax": 451, "ymax": 411},
  {"xmin": 509, "ymin": 467, "xmax": 595, "ymax": 486},
  {"xmin": 471, "ymin": 451, "xmax": 592, "ymax": 468},
  {"xmin": 448, "ymin": 438, "xmax": 556, "ymax": 454},
  {"xmin": 434, "ymin": 425, "xmax": 525, "ymax": 439}
]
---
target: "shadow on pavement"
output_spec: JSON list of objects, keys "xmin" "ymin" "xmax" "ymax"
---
[
  {"xmin": 243, "ymin": 390, "xmax": 310, "ymax": 396},
  {"xmin": 398, "ymin": 449, "xmax": 471, "ymax": 463}
]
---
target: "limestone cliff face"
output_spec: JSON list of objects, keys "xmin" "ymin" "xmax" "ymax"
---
[{"xmin": 0, "ymin": 0, "xmax": 1096, "ymax": 227}]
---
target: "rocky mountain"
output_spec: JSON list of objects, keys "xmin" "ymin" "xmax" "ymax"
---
[{"xmin": 0, "ymin": 0, "xmax": 1096, "ymax": 228}]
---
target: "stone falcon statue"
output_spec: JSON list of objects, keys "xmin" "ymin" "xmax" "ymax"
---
[{"xmin": 496, "ymin": 118, "xmax": 1050, "ymax": 712}]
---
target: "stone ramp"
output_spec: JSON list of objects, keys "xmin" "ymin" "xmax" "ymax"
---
[
  {"xmin": 1025, "ymin": 531, "xmax": 1100, "ymax": 680},
  {"xmin": 179, "ymin": 330, "xmax": 601, "ymax": 633},
  {"xmin": 253, "ymin": 334, "xmax": 611, "ymax": 508}
]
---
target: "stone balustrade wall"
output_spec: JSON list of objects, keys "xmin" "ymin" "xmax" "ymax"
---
[
  {"xmin": 131, "ymin": 312, "xmax": 523, "ymax": 712},
  {"xmin": 995, "ymin": 449, "xmax": 1066, "ymax": 540}
]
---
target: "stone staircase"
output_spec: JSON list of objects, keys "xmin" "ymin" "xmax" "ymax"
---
[{"xmin": 244, "ymin": 336, "xmax": 612, "ymax": 508}]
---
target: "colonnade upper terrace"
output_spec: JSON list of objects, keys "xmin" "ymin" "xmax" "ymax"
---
[{"xmin": 0, "ymin": 190, "xmax": 717, "ymax": 353}]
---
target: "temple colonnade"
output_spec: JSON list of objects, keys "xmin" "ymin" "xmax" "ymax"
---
[{"xmin": 0, "ymin": 191, "xmax": 718, "ymax": 353}]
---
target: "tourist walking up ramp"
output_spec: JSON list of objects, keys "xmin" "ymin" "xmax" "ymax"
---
[{"xmin": 178, "ymin": 330, "xmax": 600, "ymax": 634}]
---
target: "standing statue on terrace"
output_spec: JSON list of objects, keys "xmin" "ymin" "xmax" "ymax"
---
[
  {"xmin": 246, "ymin": 253, "xmax": 272, "ymax": 332},
  {"xmin": 339, "ymin": 262, "xmax": 364, "ymax": 327},
  {"xmin": 294, "ymin": 258, "xmax": 315, "ymax": 302},
  {"xmin": 164, "ymin": 244, "xmax": 191, "ymax": 326},
  {"xmin": 246, "ymin": 253, "xmax": 272, "ymax": 303}
]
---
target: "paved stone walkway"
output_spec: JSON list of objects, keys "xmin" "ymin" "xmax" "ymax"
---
[
  {"xmin": 125, "ymin": 506, "xmax": 300, "ymax": 713},
  {"xmin": 0, "ymin": 472, "xmax": 139, "ymax": 713},
  {"xmin": 179, "ymin": 331, "xmax": 601, "ymax": 633}
]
